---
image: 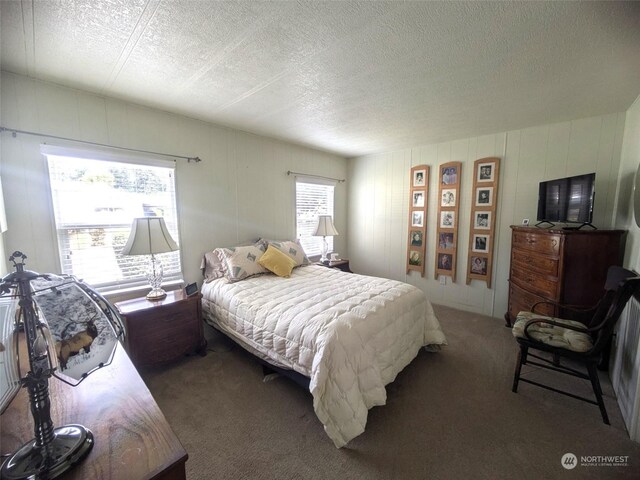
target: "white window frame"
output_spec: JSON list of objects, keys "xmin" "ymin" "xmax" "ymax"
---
[
  {"xmin": 42, "ymin": 144, "xmax": 182, "ymax": 293},
  {"xmin": 295, "ymin": 177, "xmax": 336, "ymax": 258}
]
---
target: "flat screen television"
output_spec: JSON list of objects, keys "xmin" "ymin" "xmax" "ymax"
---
[{"xmin": 536, "ymin": 173, "xmax": 595, "ymax": 228}]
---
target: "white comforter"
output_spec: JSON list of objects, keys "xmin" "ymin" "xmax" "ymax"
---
[{"xmin": 201, "ymin": 265, "xmax": 446, "ymax": 447}]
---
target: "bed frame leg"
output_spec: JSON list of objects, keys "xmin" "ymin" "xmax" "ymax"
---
[{"xmin": 262, "ymin": 364, "xmax": 280, "ymax": 382}]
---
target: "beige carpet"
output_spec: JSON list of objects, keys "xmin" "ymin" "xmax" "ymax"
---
[{"xmin": 141, "ymin": 305, "xmax": 640, "ymax": 479}]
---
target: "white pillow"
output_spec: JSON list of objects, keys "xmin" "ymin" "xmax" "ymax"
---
[
  {"xmin": 258, "ymin": 238, "xmax": 310, "ymax": 267},
  {"xmin": 217, "ymin": 244, "xmax": 268, "ymax": 283},
  {"xmin": 200, "ymin": 239, "xmax": 260, "ymax": 282}
]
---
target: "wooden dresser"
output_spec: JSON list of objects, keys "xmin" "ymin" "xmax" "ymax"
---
[
  {"xmin": 1, "ymin": 346, "xmax": 187, "ymax": 479},
  {"xmin": 505, "ymin": 226, "xmax": 625, "ymax": 326}
]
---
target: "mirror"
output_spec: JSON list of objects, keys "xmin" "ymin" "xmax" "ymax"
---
[{"xmin": 635, "ymin": 162, "xmax": 640, "ymax": 228}]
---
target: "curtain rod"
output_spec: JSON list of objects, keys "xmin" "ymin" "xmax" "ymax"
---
[
  {"xmin": 0, "ymin": 126, "xmax": 202, "ymax": 163},
  {"xmin": 287, "ymin": 170, "xmax": 345, "ymax": 183}
]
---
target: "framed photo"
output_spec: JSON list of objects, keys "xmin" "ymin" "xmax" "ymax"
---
[
  {"xmin": 474, "ymin": 211, "xmax": 491, "ymax": 230},
  {"xmin": 413, "ymin": 169, "xmax": 426, "ymax": 187},
  {"xmin": 408, "ymin": 250, "xmax": 423, "ymax": 266},
  {"xmin": 472, "ymin": 234, "xmax": 489, "ymax": 253},
  {"xmin": 410, "ymin": 230, "xmax": 423, "ymax": 247},
  {"xmin": 440, "ymin": 211, "xmax": 455, "ymax": 228},
  {"xmin": 475, "ymin": 187, "xmax": 493, "ymax": 207},
  {"xmin": 441, "ymin": 166, "xmax": 458, "ymax": 185},
  {"xmin": 411, "ymin": 211, "xmax": 424, "ymax": 227},
  {"xmin": 438, "ymin": 232, "xmax": 455, "ymax": 250},
  {"xmin": 412, "ymin": 191, "xmax": 425, "ymax": 207},
  {"xmin": 441, "ymin": 189, "xmax": 456, "ymax": 207},
  {"xmin": 470, "ymin": 256, "xmax": 488, "ymax": 276},
  {"xmin": 477, "ymin": 163, "xmax": 495, "ymax": 182},
  {"xmin": 437, "ymin": 253, "xmax": 453, "ymax": 271}
]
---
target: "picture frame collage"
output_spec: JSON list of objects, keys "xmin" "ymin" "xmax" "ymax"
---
[
  {"xmin": 406, "ymin": 165, "xmax": 429, "ymax": 276},
  {"xmin": 434, "ymin": 162, "xmax": 461, "ymax": 282},
  {"xmin": 466, "ymin": 157, "xmax": 500, "ymax": 287}
]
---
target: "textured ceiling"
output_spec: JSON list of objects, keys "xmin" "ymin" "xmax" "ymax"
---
[{"xmin": 2, "ymin": 1, "xmax": 640, "ymax": 158}]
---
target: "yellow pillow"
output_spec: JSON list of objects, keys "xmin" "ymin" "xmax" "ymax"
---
[{"xmin": 258, "ymin": 245, "xmax": 297, "ymax": 277}]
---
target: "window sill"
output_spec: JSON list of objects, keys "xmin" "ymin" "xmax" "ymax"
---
[{"xmin": 102, "ymin": 279, "xmax": 185, "ymax": 303}]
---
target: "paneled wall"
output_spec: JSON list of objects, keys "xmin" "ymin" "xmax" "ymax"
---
[
  {"xmin": 611, "ymin": 94, "xmax": 640, "ymax": 440},
  {"xmin": 348, "ymin": 113, "xmax": 626, "ymax": 317},
  {"xmin": 0, "ymin": 72, "xmax": 348, "ymax": 290}
]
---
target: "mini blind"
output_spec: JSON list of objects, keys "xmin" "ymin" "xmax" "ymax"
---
[
  {"xmin": 45, "ymin": 150, "xmax": 182, "ymax": 291},
  {"xmin": 295, "ymin": 180, "xmax": 335, "ymax": 257}
]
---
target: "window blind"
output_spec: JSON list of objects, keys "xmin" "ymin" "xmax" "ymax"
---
[
  {"xmin": 45, "ymin": 151, "xmax": 182, "ymax": 291},
  {"xmin": 295, "ymin": 180, "xmax": 335, "ymax": 257}
]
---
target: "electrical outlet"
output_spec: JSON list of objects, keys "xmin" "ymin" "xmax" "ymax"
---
[{"xmin": 439, "ymin": 276, "xmax": 446, "ymax": 285}]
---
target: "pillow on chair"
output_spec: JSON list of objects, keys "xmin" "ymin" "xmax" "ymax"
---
[{"xmin": 512, "ymin": 311, "xmax": 593, "ymax": 353}]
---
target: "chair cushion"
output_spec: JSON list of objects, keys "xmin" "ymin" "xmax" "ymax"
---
[{"xmin": 512, "ymin": 311, "xmax": 593, "ymax": 353}]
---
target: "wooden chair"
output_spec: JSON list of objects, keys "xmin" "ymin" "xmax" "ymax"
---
[{"xmin": 511, "ymin": 265, "xmax": 640, "ymax": 424}]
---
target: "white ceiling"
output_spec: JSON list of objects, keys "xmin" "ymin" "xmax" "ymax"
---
[{"xmin": 2, "ymin": 1, "xmax": 640, "ymax": 158}]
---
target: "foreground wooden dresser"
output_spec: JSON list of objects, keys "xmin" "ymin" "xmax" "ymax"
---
[
  {"xmin": 505, "ymin": 226, "xmax": 625, "ymax": 326},
  {"xmin": 0, "ymin": 346, "xmax": 187, "ymax": 480}
]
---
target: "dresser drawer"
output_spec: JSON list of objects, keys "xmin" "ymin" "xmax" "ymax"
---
[
  {"xmin": 512, "ymin": 231, "xmax": 561, "ymax": 256},
  {"xmin": 136, "ymin": 329, "xmax": 199, "ymax": 366},
  {"xmin": 508, "ymin": 282, "xmax": 556, "ymax": 318},
  {"xmin": 511, "ymin": 249, "xmax": 559, "ymax": 277},
  {"xmin": 510, "ymin": 265, "xmax": 559, "ymax": 299}
]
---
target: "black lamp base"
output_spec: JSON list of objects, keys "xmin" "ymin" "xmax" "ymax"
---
[{"xmin": 1, "ymin": 425, "xmax": 94, "ymax": 480}]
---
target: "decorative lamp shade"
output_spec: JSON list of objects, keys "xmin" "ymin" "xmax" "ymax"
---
[
  {"xmin": 33, "ymin": 277, "xmax": 124, "ymax": 382},
  {"xmin": 314, "ymin": 215, "xmax": 339, "ymax": 237},
  {"xmin": 121, "ymin": 217, "xmax": 178, "ymax": 256}
]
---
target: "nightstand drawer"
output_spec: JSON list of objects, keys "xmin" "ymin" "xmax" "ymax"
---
[{"xmin": 135, "ymin": 331, "xmax": 199, "ymax": 366}]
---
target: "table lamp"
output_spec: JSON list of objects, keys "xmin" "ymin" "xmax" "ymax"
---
[
  {"xmin": 314, "ymin": 215, "xmax": 339, "ymax": 263},
  {"xmin": 0, "ymin": 251, "xmax": 125, "ymax": 479},
  {"xmin": 121, "ymin": 217, "xmax": 178, "ymax": 300}
]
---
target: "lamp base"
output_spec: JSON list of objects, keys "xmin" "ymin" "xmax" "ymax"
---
[
  {"xmin": 146, "ymin": 287, "xmax": 167, "ymax": 301},
  {"xmin": 1, "ymin": 425, "xmax": 94, "ymax": 480}
]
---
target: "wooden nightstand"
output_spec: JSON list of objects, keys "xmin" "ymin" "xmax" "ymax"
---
[
  {"xmin": 115, "ymin": 289, "xmax": 206, "ymax": 369},
  {"xmin": 318, "ymin": 259, "xmax": 352, "ymax": 273}
]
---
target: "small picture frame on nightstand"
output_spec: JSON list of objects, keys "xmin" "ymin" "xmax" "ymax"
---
[{"xmin": 185, "ymin": 282, "xmax": 198, "ymax": 297}]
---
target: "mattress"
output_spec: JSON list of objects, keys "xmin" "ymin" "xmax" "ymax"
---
[{"xmin": 201, "ymin": 264, "xmax": 446, "ymax": 447}]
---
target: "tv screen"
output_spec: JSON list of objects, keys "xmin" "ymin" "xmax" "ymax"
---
[{"xmin": 537, "ymin": 173, "xmax": 595, "ymax": 225}]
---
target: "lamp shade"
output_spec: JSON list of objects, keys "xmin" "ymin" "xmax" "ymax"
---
[
  {"xmin": 121, "ymin": 217, "xmax": 178, "ymax": 255},
  {"xmin": 314, "ymin": 215, "xmax": 339, "ymax": 237}
]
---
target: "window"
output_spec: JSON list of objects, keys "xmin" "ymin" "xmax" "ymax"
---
[
  {"xmin": 45, "ymin": 146, "xmax": 181, "ymax": 291},
  {"xmin": 295, "ymin": 180, "xmax": 335, "ymax": 257}
]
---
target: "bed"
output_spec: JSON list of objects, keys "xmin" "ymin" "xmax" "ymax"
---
[{"xmin": 201, "ymin": 249, "xmax": 447, "ymax": 448}]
